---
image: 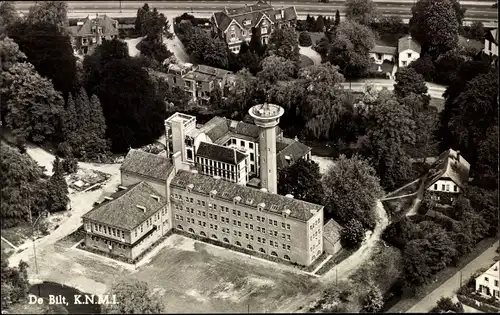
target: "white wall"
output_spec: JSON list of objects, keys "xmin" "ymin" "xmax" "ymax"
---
[
  {"xmin": 427, "ymin": 179, "xmax": 460, "ymax": 194},
  {"xmin": 475, "ymin": 266, "xmax": 500, "ymax": 300},
  {"xmin": 369, "ymin": 52, "xmax": 394, "ymax": 64},
  {"xmin": 484, "ymin": 39, "xmax": 499, "ymax": 56},
  {"xmin": 399, "ymin": 49, "xmax": 420, "ymax": 67}
]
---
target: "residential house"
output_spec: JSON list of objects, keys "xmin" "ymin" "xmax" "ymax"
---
[
  {"xmin": 423, "ymin": 149, "xmax": 470, "ymax": 204},
  {"xmin": 211, "ymin": 0, "xmax": 298, "ymax": 54},
  {"xmin": 81, "ymin": 182, "xmax": 170, "ymax": 262},
  {"xmin": 323, "ymin": 219, "xmax": 343, "ymax": 255},
  {"xmin": 398, "ymin": 35, "xmax": 421, "ymax": 67},
  {"xmin": 164, "ymin": 63, "xmax": 235, "ymax": 103},
  {"xmin": 69, "ymin": 14, "xmax": 119, "ymax": 55},
  {"xmin": 475, "ymin": 261, "xmax": 499, "ymax": 300},
  {"xmin": 484, "ymin": 28, "xmax": 498, "ymax": 57},
  {"xmin": 369, "ymin": 45, "xmax": 397, "ymax": 65}
]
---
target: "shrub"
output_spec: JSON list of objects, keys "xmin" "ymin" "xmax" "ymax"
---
[
  {"xmin": 362, "ymin": 286, "xmax": 384, "ymax": 313},
  {"xmin": 299, "ymin": 32, "xmax": 313, "ymax": 47},
  {"xmin": 62, "ymin": 158, "xmax": 78, "ymax": 174},
  {"xmin": 430, "ymin": 297, "xmax": 464, "ymax": 313},
  {"xmin": 340, "ymin": 219, "xmax": 365, "ymax": 249}
]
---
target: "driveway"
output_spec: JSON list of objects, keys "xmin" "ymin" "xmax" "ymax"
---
[
  {"xmin": 299, "ymin": 46, "xmax": 321, "ymax": 66},
  {"xmin": 406, "ymin": 241, "xmax": 499, "ymax": 313}
]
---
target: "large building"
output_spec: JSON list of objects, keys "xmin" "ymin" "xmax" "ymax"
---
[
  {"xmin": 211, "ymin": 0, "xmax": 297, "ymax": 54},
  {"xmin": 164, "ymin": 63, "xmax": 235, "ymax": 103},
  {"xmin": 164, "ymin": 112, "xmax": 311, "ymax": 182},
  {"xmin": 82, "ymin": 105, "xmax": 332, "ymax": 267},
  {"xmin": 69, "ymin": 14, "xmax": 119, "ymax": 55}
]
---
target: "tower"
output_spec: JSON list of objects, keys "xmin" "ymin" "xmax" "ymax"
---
[{"xmin": 248, "ymin": 103, "xmax": 285, "ymax": 194}]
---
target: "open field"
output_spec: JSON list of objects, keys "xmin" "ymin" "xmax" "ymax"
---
[{"xmin": 28, "ymin": 234, "xmax": 324, "ymax": 313}]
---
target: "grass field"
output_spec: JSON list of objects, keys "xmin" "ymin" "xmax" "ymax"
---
[
  {"xmin": 1, "ymin": 224, "xmax": 32, "ymax": 247},
  {"xmin": 33, "ymin": 234, "xmax": 324, "ymax": 313}
]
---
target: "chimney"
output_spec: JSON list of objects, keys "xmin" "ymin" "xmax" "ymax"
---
[
  {"xmin": 260, "ymin": 188, "xmax": 268, "ymax": 193},
  {"xmin": 281, "ymin": 8, "xmax": 284, "ymax": 19}
]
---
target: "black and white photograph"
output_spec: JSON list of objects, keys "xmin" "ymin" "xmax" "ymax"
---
[{"xmin": 0, "ymin": 0, "xmax": 498, "ymax": 313}]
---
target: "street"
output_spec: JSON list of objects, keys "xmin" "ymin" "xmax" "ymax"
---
[{"xmin": 406, "ymin": 241, "xmax": 499, "ymax": 313}]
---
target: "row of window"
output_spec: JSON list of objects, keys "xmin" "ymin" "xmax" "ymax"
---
[
  {"xmin": 172, "ymin": 200, "xmax": 292, "ymax": 230},
  {"xmin": 432, "ymin": 183, "xmax": 458, "ymax": 192},
  {"xmin": 88, "ymin": 223, "xmax": 125, "ymax": 239},
  {"xmin": 310, "ymin": 217, "xmax": 321, "ymax": 230},
  {"xmin": 197, "ymin": 157, "xmax": 237, "ymax": 172},
  {"xmin": 200, "ymin": 166, "xmax": 238, "ymax": 182}
]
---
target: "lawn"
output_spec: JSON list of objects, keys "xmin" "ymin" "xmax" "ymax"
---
[
  {"xmin": 1, "ymin": 224, "xmax": 33, "ymax": 247},
  {"xmin": 1, "ymin": 238, "xmax": 16, "ymax": 258},
  {"xmin": 32, "ymin": 234, "xmax": 325, "ymax": 314},
  {"xmin": 299, "ymin": 54, "xmax": 314, "ymax": 68}
]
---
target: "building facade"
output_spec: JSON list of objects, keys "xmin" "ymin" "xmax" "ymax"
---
[
  {"xmin": 484, "ymin": 28, "xmax": 498, "ymax": 57},
  {"xmin": 69, "ymin": 14, "xmax": 119, "ymax": 55},
  {"xmin": 82, "ymin": 182, "xmax": 170, "ymax": 262},
  {"xmin": 164, "ymin": 63, "xmax": 234, "ymax": 103},
  {"xmin": 475, "ymin": 261, "xmax": 499, "ymax": 300},
  {"xmin": 398, "ymin": 35, "xmax": 421, "ymax": 67},
  {"xmin": 170, "ymin": 170, "xmax": 324, "ymax": 266},
  {"xmin": 369, "ymin": 45, "xmax": 397, "ymax": 65},
  {"xmin": 211, "ymin": 0, "xmax": 297, "ymax": 53}
]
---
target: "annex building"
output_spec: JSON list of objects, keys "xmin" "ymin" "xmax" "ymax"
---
[{"xmin": 82, "ymin": 104, "xmax": 334, "ymax": 266}]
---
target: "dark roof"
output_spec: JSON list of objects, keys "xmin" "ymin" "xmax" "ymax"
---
[
  {"xmin": 171, "ymin": 170, "xmax": 323, "ymax": 221},
  {"xmin": 485, "ymin": 28, "xmax": 498, "ymax": 45},
  {"xmin": 323, "ymin": 219, "xmax": 342, "ymax": 245},
  {"xmin": 70, "ymin": 15, "xmax": 119, "ymax": 37},
  {"xmin": 370, "ymin": 45, "xmax": 397, "ymax": 55},
  {"xmin": 82, "ymin": 182, "xmax": 165, "ymax": 230},
  {"xmin": 213, "ymin": 1, "xmax": 297, "ymax": 33},
  {"xmin": 423, "ymin": 149, "xmax": 470, "ymax": 189},
  {"xmin": 196, "ymin": 142, "xmax": 246, "ymax": 165},
  {"xmin": 120, "ymin": 149, "xmax": 174, "ymax": 182},
  {"xmin": 201, "ymin": 116, "xmax": 282, "ymax": 142},
  {"xmin": 276, "ymin": 137, "xmax": 311, "ymax": 170},
  {"xmin": 398, "ymin": 36, "xmax": 421, "ymax": 54}
]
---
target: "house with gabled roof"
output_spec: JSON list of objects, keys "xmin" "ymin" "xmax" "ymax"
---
[
  {"xmin": 484, "ymin": 28, "xmax": 498, "ymax": 58},
  {"xmin": 398, "ymin": 35, "xmax": 421, "ymax": 67},
  {"xmin": 211, "ymin": 0, "xmax": 298, "ymax": 54},
  {"xmin": 423, "ymin": 149, "xmax": 470, "ymax": 204},
  {"xmin": 475, "ymin": 261, "xmax": 499, "ymax": 300},
  {"xmin": 69, "ymin": 14, "xmax": 119, "ymax": 55}
]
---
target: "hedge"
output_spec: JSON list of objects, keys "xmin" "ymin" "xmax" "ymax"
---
[{"xmin": 457, "ymin": 294, "xmax": 500, "ymax": 313}]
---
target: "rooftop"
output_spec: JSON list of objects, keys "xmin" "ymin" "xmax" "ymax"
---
[
  {"xmin": 82, "ymin": 182, "xmax": 165, "ymax": 230},
  {"xmin": 476, "ymin": 261, "xmax": 499, "ymax": 279},
  {"xmin": 423, "ymin": 149, "xmax": 471, "ymax": 189},
  {"xmin": 398, "ymin": 35, "xmax": 421, "ymax": 54},
  {"xmin": 323, "ymin": 219, "xmax": 342, "ymax": 245},
  {"xmin": 196, "ymin": 142, "xmax": 246, "ymax": 165},
  {"xmin": 120, "ymin": 149, "xmax": 174, "ymax": 182},
  {"xmin": 276, "ymin": 137, "xmax": 311, "ymax": 170},
  {"xmin": 249, "ymin": 103, "xmax": 285, "ymax": 119},
  {"xmin": 69, "ymin": 14, "xmax": 119, "ymax": 37},
  {"xmin": 370, "ymin": 45, "xmax": 397, "ymax": 55},
  {"xmin": 201, "ymin": 116, "xmax": 282, "ymax": 142},
  {"xmin": 171, "ymin": 170, "xmax": 323, "ymax": 222}
]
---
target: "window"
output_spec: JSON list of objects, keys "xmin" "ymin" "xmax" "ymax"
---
[
  {"xmin": 250, "ymin": 153, "xmax": 254, "ymax": 162},
  {"xmin": 454, "ymin": 185, "xmax": 458, "ymax": 192},
  {"xmin": 434, "ymin": 184, "xmax": 437, "ymax": 190},
  {"xmin": 233, "ymin": 209, "xmax": 236, "ymax": 215},
  {"xmin": 233, "ymin": 220, "xmax": 237, "ymax": 225},
  {"xmin": 273, "ymin": 220, "xmax": 277, "ymax": 226},
  {"xmin": 237, "ymin": 211, "xmax": 241, "ymax": 216},
  {"xmin": 262, "ymin": 228, "xmax": 266, "ymax": 233},
  {"xmin": 214, "ymin": 215, "xmax": 217, "ymax": 220},
  {"xmin": 287, "ymin": 235, "xmax": 291, "ymax": 241},
  {"xmin": 250, "ymin": 235, "xmax": 254, "ymax": 240},
  {"xmin": 442, "ymin": 184, "xmax": 445, "ymax": 191},
  {"xmin": 249, "ymin": 143, "xmax": 253, "ymax": 149},
  {"xmin": 242, "ymin": 30, "xmax": 246, "ymax": 36},
  {"xmin": 250, "ymin": 224, "xmax": 253, "ymax": 230},
  {"xmin": 240, "ymin": 140, "xmax": 245, "ymax": 147},
  {"xmin": 269, "ymin": 219, "xmax": 272, "ymax": 225},
  {"xmin": 197, "ymin": 200, "xmax": 201, "ymax": 206},
  {"xmin": 286, "ymin": 224, "xmax": 290, "ymax": 230},
  {"xmin": 231, "ymin": 33, "xmax": 236, "ymax": 39},
  {"xmin": 261, "ymin": 27, "xmax": 267, "ymax": 34},
  {"xmin": 407, "ymin": 53, "xmax": 412, "ymax": 58},
  {"xmin": 245, "ymin": 213, "xmax": 248, "ymax": 218},
  {"xmin": 485, "ymin": 277, "xmax": 489, "ymax": 281},
  {"xmin": 246, "ymin": 233, "xmax": 249, "ymax": 239},
  {"xmin": 245, "ymin": 223, "xmax": 249, "ymax": 229},
  {"xmin": 495, "ymin": 280, "xmax": 498, "ymax": 287},
  {"xmin": 237, "ymin": 221, "xmax": 241, "ymax": 227},
  {"xmin": 282, "ymin": 222, "xmax": 285, "ymax": 229},
  {"xmin": 202, "ymin": 201, "xmax": 206, "ymax": 206},
  {"xmin": 257, "ymin": 226, "xmax": 261, "ymax": 232}
]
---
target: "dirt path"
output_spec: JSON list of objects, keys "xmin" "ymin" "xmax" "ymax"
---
[
  {"xmin": 299, "ymin": 46, "xmax": 321, "ymax": 66},
  {"xmin": 8, "ymin": 145, "xmax": 121, "ymax": 268},
  {"xmin": 320, "ymin": 200, "xmax": 390, "ymax": 283}
]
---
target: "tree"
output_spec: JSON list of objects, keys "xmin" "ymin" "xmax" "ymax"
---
[
  {"xmin": 409, "ymin": 54, "xmax": 436, "ymax": 81},
  {"xmin": 0, "ymin": 143, "xmax": 47, "ymax": 228},
  {"xmin": 1, "ymin": 255, "xmax": 30, "ymax": 310},
  {"xmin": 25, "ymin": 1, "xmax": 68, "ymax": 31},
  {"xmin": 299, "ymin": 32, "xmax": 312, "ymax": 47},
  {"xmin": 102, "ymin": 280, "xmax": 164, "ymax": 314},
  {"xmin": 266, "ymin": 25, "xmax": 300, "ymax": 63},
  {"xmin": 85, "ymin": 95, "xmax": 110, "ymax": 159},
  {"xmin": 394, "ymin": 67, "xmax": 430, "ymax": 107},
  {"xmin": 0, "ymin": 2, "xmax": 20, "ymax": 35},
  {"xmin": 278, "ymin": 159, "xmax": 324, "ymax": 205},
  {"xmin": 431, "ymin": 297, "xmax": 464, "ymax": 313},
  {"xmin": 329, "ymin": 20, "xmax": 375, "ymax": 78},
  {"xmin": 322, "ymin": 154, "xmax": 383, "ymax": 229},
  {"xmin": 305, "ymin": 14, "xmax": 316, "ymax": 32},
  {"xmin": 409, "ymin": 0, "xmax": 459, "ymax": 55},
  {"xmin": 2, "ymin": 62, "xmax": 65, "ymax": 144},
  {"xmin": 208, "ymin": 86, "xmax": 223, "ymax": 108},
  {"xmin": 334, "ymin": 10, "xmax": 341, "ymax": 27},
  {"xmin": 89, "ymin": 58, "xmax": 166, "ymax": 152},
  {"xmin": 257, "ymin": 55, "xmax": 296, "ymax": 84},
  {"xmin": 138, "ymin": 39, "xmax": 173, "ymax": 63},
  {"xmin": 467, "ymin": 21, "xmax": 485, "ymax": 40},
  {"xmin": 315, "ymin": 15, "xmax": 325, "ymax": 32},
  {"xmin": 382, "ymin": 217, "xmax": 418, "ymax": 249},
  {"xmin": 0, "ymin": 37, "xmax": 26, "ymax": 73},
  {"xmin": 249, "ymin": 27, "xmax": 265, "ymax": 56},
  {"xmin": 345, "ymin": 0, "xmax": 378, "ymax": 26},
  {"xmin": 45, "ymin": 157, "xmax": 69, "ymax": 213},
  {"xmin": 135, "ymin": 3, "xmax": 150, "ymax": 35},
  {"xmin": 361, "ymin": 94, "xmax": 416, "ymax": 189},
  {"xmin": 465, "ymin": 186, "xmax": 498, "ymax": 237},
  {"xmin": 7, "ymin": 22, "xmax": 77, "ymax": 96},
  {"xmin": 340, "ymin": 219, "xmax": 366, "ymax": 249},
  {"xmin": 362, "ymin": 285, "xmax": 384, "ymax": 313},
  {"xmin": 223, "ymin": 68, "xmax": 259, "ymax": 116},
  {"xmin": 474, "ymin": 125, "xmax": 499, "ymax": 190},
  {"xmin": 376, "ymin": 15, "xmax": 404, "ymax": 35},
  {"xmin": 183, "ymin": 27, "xmax": 229, "ymax": 69},
  {"xmin": 403, "ymin": 238, "xmax": 433, "ymax": 287},
  {"xmin": 434, "ymin": 49, "xmax": 466, "ymax": 85}
]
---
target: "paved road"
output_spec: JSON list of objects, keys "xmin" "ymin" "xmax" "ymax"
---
[
  {"xmin": 13, "ymin": 1, "xmax": 498, "ymax": 25},
  {"xmin": 406, "ymin": 241, "xmax": 499, "ymax": 313}
]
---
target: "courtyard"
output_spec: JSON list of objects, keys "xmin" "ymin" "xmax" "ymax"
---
[{"xmin": 27, "ymin": 234, "xmax": 324, "ymax": 313}]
